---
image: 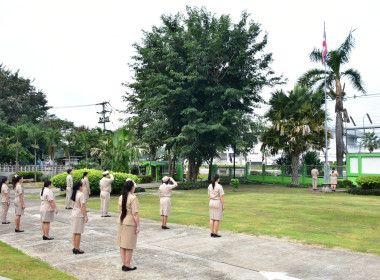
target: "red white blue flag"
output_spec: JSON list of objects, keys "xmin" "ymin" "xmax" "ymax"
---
[{"xmin": 322, "ymin": 23, "xmax": 327, "ymax": 64}]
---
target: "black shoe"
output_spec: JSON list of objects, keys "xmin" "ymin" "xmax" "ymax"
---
[
  {"xmin": 73, "ymin": 248, "xmax": 76, "ymax": 254},
  {"xmin": 210, "ymin": 233, "xmax": 215, "ymax": 237},
  {"xmin": 15, "ymin": 229, "xmax": 24, "ymax": 233},
  {"xmin": 73, "ymin": 248, "xmax": 84, "ymax": 254},
  {"xmin": 214, "ymin": 234, "xmax": 222, "ymax": 237},
  {"xmin": 162, "ymin": 226, "xmax": 169, "ymax": 229},
  {"xmin": 2, "ymin": 222, "xmax": 10, "ymax": 224},
  {"xmin": 104, "ymin": 215, "xmax": 111, "ymax": 217},
  {"xmin": 122, "ymin": 265, "xmax": 137, "ymax": 271},
  {"xmin": 66, "ymin": 207, "xmax": 73, "ymax": 210},
  {"xmin": 43, "ymin": 235, "xmax": 54, "ymax": 240}
]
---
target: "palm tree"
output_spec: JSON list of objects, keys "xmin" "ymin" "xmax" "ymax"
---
[
  {"xmin": 260, "ymin": 85, "xmax": 330, "ymax": 185},
  {"xmin": 0, "ymin": 135, "xmax": 14, "ymax": 164},
  {"xmin": 12, "ymin": 125, "xmax": 26, "ymax": 172},
  {"xmin": 64, "ymin": 132, "xmax": 74, "ymax": 167},
  {"xmin": 27, "ymin": 126, "xmax": 44, "ymax": 181},
  {"xmin": 362, "ymin": 132, "xmax": 380, "ymax": 153},
  {"xmin": 45, "ymin": 128, "xmax": 62, "ymax": 177},
  {"xmin": 298, "ymin": 30, "xmax": 365, "ymax": 172}
]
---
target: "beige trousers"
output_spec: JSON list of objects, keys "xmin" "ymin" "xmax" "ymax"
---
[
  {"xmin": 312, "ymin": 178, "xmax": 318, "ymax": 189},
  {"xmin": 1, "ymin": 201, "xmax": 10, "ymax": 223},
  {"xmin": 66, "ymin": 187, "xmax": 72, "ymax": 208},
  {"xmin": 100, "ymin": 191, "xmax": 110, "ymax": 216}
]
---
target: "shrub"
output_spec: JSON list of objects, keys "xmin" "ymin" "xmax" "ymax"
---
[
  {"xmin": 230, "ymin": 179, "xmax": 240, "ymax": 190},
  {"xmin": 286, "ymin": 184, "xmax": 311, "ymax": 188},
  {"xmin": 177, "ymin": 181, "xmax": 209, "ymax": 190},
  {"xmin": 135, "ymin": 187, "xmax": 146, "ymax": 193},
  {"xmin": 337, "ymin": 179, "xmax": 355, "ymax": 189},
  {"xmin": 356, "ymin": 176, "xmax": 380, "ymax": 190},
  {"xmin": 137, "ymin": 175, "xmax": 152, "ymax": 183},
  {"xmin": 13, "ymin": 171, "xmax": 44, "ymax": 181},
  {"xmin": 51, "ymin": 169, "xmax": 140, "ymax": 195},
  {"xmin": 347, "ymin": 188, "xmax": 380, "ymax": 196}
]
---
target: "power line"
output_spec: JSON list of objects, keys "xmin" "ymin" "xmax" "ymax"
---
[{"xmin": 50, "ymin": 103, "xmax": 97, "ymax": 109}]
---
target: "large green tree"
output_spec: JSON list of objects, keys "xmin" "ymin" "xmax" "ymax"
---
[
  {"xmin": 260, "ymin": 85, "xmax": 330, "ymax": 185},
  {"xmin": 125, "ymin": 7, "xmax": 282, "ymax": 180},
  {"xmin": 362, "ymin": 132, "xmax": 380, "ymax": 153},
  {"xmin": 298, "ymin": 30, "xmax": 365, "ymax": 171}
]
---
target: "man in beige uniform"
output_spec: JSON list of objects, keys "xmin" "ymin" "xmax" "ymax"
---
[
  {"xmin": 311, "ymin": 166, "xmax": 319, "ymax": 190},
  {"xmin": 100, "ymin": 171, "xmax": 114, "ymax": 217},
  {"xmin": 66, "ymin": 169, "xmax": 73, "ymax": 209}
]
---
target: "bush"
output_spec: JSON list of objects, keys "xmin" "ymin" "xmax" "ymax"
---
[
  {"xmin": 137, "ymin": 175, "xmax": 152, "ymax": 183},
  {"xmin": 230, "ymin": 179, "xmax": 240, "ymax": 190},
  {"xmin": 177, "ymin": 181, "xmax": 209, "ymax": 190},
  {"xmin": 347, "ymin": 188, "xmax": 380, "ymax": 196},
  {"xmin": 12, "ymin": 171, "xmax": 44, "ymax": 181},
  {"xmin": 286, "ymin": 184, "xmax": 311, "ymax": 188},
  {"xmin": 135, "ymin": 187, "xmax": 146, "ymax": 193},
  {"xmin": 356, "ymin": 176, "xmax": 380, "ymax": 190},
  {"xmin": 337, "ymin": 179, "xmax": 355, "ymax": 189},
  {"xmin": 51, "ymin": 169, "xmax": 140, "ymax": 195}
]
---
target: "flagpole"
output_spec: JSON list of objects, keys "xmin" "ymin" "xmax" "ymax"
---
[{"xmin": 323, "ymin": 21, "xmax": 330, "ymax": 185}]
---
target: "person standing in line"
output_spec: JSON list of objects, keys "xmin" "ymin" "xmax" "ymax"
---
[
  {"xmin": 1, "ymin": 177, "xmax": 11, "ymax": 224},
  {"xmin": 116, "ymin": 179, "xmax": 140, "ymax": 272},
  {"xmin": 99, "ymin": 170, "xmax": 114, "ymax": 217},
  {"xmin": 330, "ymin": 168, "xmax": 339, "ymax": 192},
  {"xmin": 158, "ymin": 176, "xmax": 178, "ymax": 229},
  {"xmin": 81, "ymin": 172, "xmax": 91, "ymax": 202},
  {"xmin": 66, "ymin": 169, "xmax": 73, "ymax": 209},
  {"xmin": 40, "ymin": 180, "xmax": 58, "ymax": 240},
  {"xmin": 71, "ymin": 181, "xmax": 88, "ymax": 254},
  {"xmin": 13, "ymin": 175, "xmax": 25, "ymax": 232},
  {"xmin": 311, "ymin": 166, "xmax": 319, "ymax": 190},
  {"xmin": 208, "ymin": 174, "xmax": 225, "ymax": 238}
]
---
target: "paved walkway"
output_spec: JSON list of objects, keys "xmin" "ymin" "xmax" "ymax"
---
[{"xmin": 1, "ymin": 192, "xmax": 380, "ymax": 280}]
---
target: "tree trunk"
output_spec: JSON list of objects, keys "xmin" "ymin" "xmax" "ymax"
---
[
  {"xmin": 193, "ymin": 161, "xmax": 202, "ymax": 182},
  {"xmin": 15, "ymin": 147, "xmax": 19, "ymax": 173},
  {"xmin": 187, "ymin": 159, "xmax": 194, "ymax": 181},
  {"xmin": 86, "ymin": 151, "xmax": 88, "ymax": 169},
  {"xmin": 68, "ymin": 152, "xmax": 71, "ymax": 168},
  {"xmin": 208, "ymin": 156, "xmax": 214, "ymax": 182},
  {"xmin": 170, "ymin": 154, "xmax": 176, "ymax": 178},
  {"xmin": 167, "ymin": 149, "xmax": 172, "ymax": 177},
  {"xmin": 291, "ymin": 153, "xmax": 300, "ymax": 185},
  {"xmin": 34, "ymin": 149, "xmax": 37, "ymax": 182},
  {"xmin": 336, "ymin": 111, "xmax": 344, "ymax": 175}
]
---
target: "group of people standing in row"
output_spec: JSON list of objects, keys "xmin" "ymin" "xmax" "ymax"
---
[
  {"xmin": 311, "ymin": 166, "xmax": 340, "ymax": 191},
  {"xmin": 1, "ymin": 170, "xmax": 226, "ymax": 272}
]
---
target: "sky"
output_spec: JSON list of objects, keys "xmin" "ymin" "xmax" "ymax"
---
[{"xmin": 1, "ymin": 0, "xmax": 380, "ymax": 131}]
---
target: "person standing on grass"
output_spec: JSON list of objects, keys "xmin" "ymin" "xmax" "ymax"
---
[
  {"xmin": 330, "ymin": 168, "xmax": 339, "ymax": 192},
  {"xmin": 208, "ymin": 174, "xmax": 224, "ymax": 238},
  {"xmin": 13, "ymin": 175, "xmax": 25, "ymax": 232},
  {"xmin": 311, "ymin": 166, "xmax": 319, "ymax": 190},
  {"xmin": 116, "ymin": 179, "xmax": 140, "ymax": 272},
  {"xmin": 1, "ymin": 177, "xmax": 11, "ymax": 224},
  {"xmin": 71, "ymin": 181, "xmax": 88, "ymax": 254},
  {"xmin": 99, "ymin": 170, "xmax": 114, "ymax": 217},
  {"xmin": 81, "ymin": 172, "xmax": 91, "ymax": 202},
  {"xmin": 40, "ymin": 180, "xmax": 58, "ymax": 240},
  {"xmin": 158, "ymin": 176, "xmax": 178, "ymax": 229},
  {"xmin": 66, "ymin": 169, "xmax": 73, "ymax": 209}
]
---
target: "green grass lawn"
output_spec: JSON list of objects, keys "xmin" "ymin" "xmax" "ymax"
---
[
  {"xmin": 85, "ymin": 184, "xmax": 380, "ymax": 256},
  {"xmin": 0, "ymin": 241, "xmax": 76, "ymax": 280}
]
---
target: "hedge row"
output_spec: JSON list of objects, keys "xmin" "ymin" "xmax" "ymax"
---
[
  {"xmin": 347, "ymin": 188, "xmax": 380, "ymax": 196},
  {"xmin": 337, "ymin": 179, "xmax": 355, "ymax": 189},
  {"xmin": 51, "ymin": 169, "xmax": 140, "ymax": 195},
  {"xmin": 285, "ymin": 184, "xmax": 311, "ymax": 188},
  {"xmin": 176, "ymin": 181, "xmax": 209, "ymax": 190},
  {"xmin": 137, "ymin": 175, "xmax": 152, "ymax": 183},
  {"xmin": 13, "ymin": 171, "xmax": 44, "ymax": 181},
  {"xmin": 356, "ymin": 176, "xmax": 380, "ymax": 190}
]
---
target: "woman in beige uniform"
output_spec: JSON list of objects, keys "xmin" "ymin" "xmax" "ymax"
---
[
  {"xmin": 71, "ymin": 181, "xmax": 88, "ymax": 254},
  {"xmin": 40, "ymin": 180, "xmax": 58, "ymax": 240},
  {"xmin": 330, "ymin": 168, "xmax": 339, "ymax": 192},
  {"xmin": 208, "ymin": 174, "xmax": 225, "ymax": 238},
  {"xmin": 13, "ymin": 175, "xmax": 25, "ymax": 232},
  {"xmin": 1, "ymin": 177, "xmax": 11, "ymax": 224},
  {"xmin": 158, "ymin": 176, "xmax": 177, "ymax": 229},
  {"xmin": 116, "ymin": 179, "xmax": 140, "ymax": 272},
  {"xmin": 81, "ymin": 172, "xmax": 91, "ymax": 202}
]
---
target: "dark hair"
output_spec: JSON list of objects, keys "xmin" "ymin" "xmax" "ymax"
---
[
  {"xmin": 314, "ymin": 166, "xmax": 317, "ymax": 169},
  {"xmin": 211, "ymin": 174, "xmax": 220, "ymax": 189},
  {"xmin": 41, "ymin": 180, "xmax": 52, "ymax": 196},
  {"xmin": 1, "ymin": 176, "xmax": 8, "ymax": 185},
  {"xmin": 120, "ymin": 180, "xmax": 134, "ymax": 223},
  {"xmin": 163, "ymin": 178, "xmax": 169, "ymax": 185},
  {"xmin": 83, "ymin": 172, "xmax": 88, "ymax": 179},
  {"xmin": 331, "ymin": 168, "xmax": 335, "ymax": 173},
  {"xmin": 12, "ymin": 175, "xmax": 23, "ymax": 189},
  {"xmin": 67, "ymin": 169, "xmax": 72, "ymax": 174},
  {"xmin": 71, "ymin": 181, "xmax": 83, "ymax": 202}
]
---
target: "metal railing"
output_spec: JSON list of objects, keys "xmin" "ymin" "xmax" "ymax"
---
[{"xmin": 0, "ymin": 165, "xmax": 67, "ymax": 173}]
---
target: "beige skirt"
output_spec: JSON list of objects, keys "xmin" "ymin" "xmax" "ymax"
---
[
  {"xmin": 116, "ymin": 224, "xmax": 137, "ymax": 249},
  {"xmin": 41, "ymin": 211, "xmax": 54, "ymax": 223},
  {"xmin": 160, "ymin": 197, "xmax": 171, "ymax": 216},
  {"xmin": 209, "ymin": 199, "xmax": 223, "ymax": 221},
  {"xmin": 14, "ymin": 201, "xmax": 24, "ymax": 216},
  {"xmin": 72, "ymin": 217, "xmax": 85, "ymax": 234},
  {"xmin": 330, "ymin": 177, "xmax": 338, "ymax": 184}
]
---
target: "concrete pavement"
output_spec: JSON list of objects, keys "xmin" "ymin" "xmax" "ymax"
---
[{"xmin": 1, "ymin": 190, "xmax": 380, "ymax": 280}]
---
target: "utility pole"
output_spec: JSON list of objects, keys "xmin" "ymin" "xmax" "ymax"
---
[{"xmin": 97, "ymin": 101, "xmax": 111, "ymax": 130}]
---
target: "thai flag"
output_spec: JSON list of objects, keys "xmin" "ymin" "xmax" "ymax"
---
[{"xmin": 322, "ymin": 23, "xmax": 327, "ymax": 64}]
